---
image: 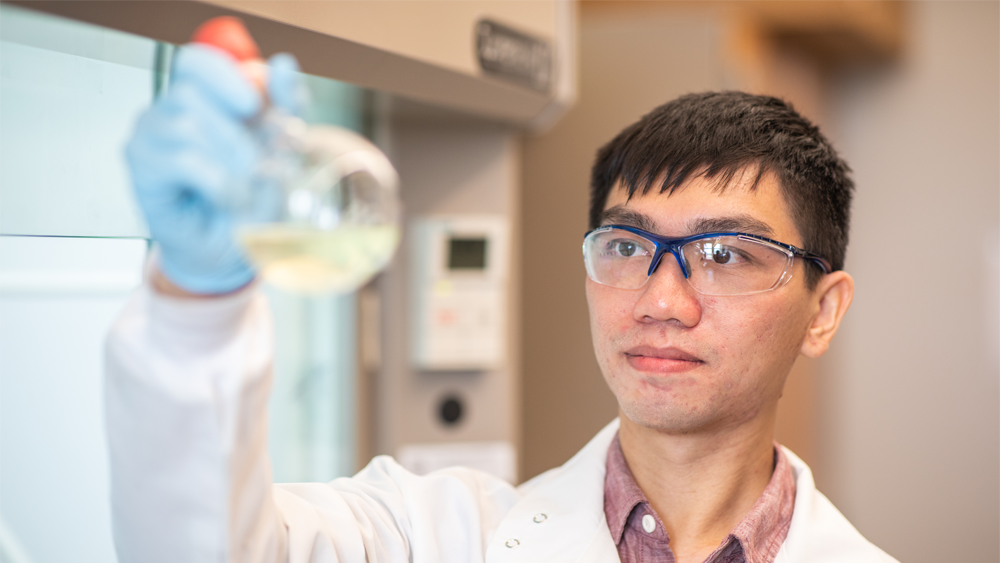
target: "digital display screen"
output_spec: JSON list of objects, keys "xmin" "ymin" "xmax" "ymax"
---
[{"xmin": 448, "ymin": 238, "xmax": 488, "ymax": 270}]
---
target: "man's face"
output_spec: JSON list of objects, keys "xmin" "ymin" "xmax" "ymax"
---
[{"xmin": 586, "ymin": 172, "xmax": 819, "ymax": 435}]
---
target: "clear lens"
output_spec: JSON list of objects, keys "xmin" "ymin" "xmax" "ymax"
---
[
  {"xmin": 681, "ymin": 235, "xmax": 792, "ymax": 295},
  {"xmin": 583, "ymin": 228, "xmax": 656, "ymax": 289},
  {"xmin": 583, "ymin": 229, "xmax": 794, "ymax": 295}
]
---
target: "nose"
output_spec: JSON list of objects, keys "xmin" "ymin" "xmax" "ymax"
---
[{"xmin": 633, "ymin": 250, "xmax": 702, "ymax": 327}]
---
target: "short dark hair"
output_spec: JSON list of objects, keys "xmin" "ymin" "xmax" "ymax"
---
[{"xmin": 589, "ymin": 91, "xmax": 853, "ymax": 287}]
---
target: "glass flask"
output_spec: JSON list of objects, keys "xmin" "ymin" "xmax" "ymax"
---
[
  {"xmin": 235, "ymin": 111, "xmax": 400, "ymax": 294},
  {"xmin": 196, "ymin": 17, "xmax": 401, "ymax": 294}
]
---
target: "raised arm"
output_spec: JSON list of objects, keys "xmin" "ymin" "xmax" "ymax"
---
[
  {"xmin": 103, "ymin": 280, "xmax": 505, "ymax": 562},
  {"xmin": 105, "ymin": 279, "xmax": 287, "ymax": 562},
  {"xmin": 105, "ymin": 31, "xmax": 517, "ymax": 562},
  {"xmin": 104, "ymin": 37, "xmax": 298, "ymax": 561}
]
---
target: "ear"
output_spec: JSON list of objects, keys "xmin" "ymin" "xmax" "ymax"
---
[{"xmin": 800, "ymin": 271, "xmax": 855, "ymax": 358}]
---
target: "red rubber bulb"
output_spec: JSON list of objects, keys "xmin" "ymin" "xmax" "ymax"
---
[{"xmin": 191, "ymin": 16, "xmax": 261, "ymax": 62}]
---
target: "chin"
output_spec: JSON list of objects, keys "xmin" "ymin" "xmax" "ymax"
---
[{"xmin": 619, "ymin": 399, "xmax": 717, "ymax": 435}]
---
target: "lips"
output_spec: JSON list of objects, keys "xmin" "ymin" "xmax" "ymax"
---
[{"xmin": 624, "ymin": 345, "xmax": 703, "ymax": 373}]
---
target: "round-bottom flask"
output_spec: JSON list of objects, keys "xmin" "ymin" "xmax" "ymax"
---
[
  {"xmin": 191, "ymin": 16, "xmax": 400, "ymax": 294},
  {"xmin": 236, "ymin": 111, "xmax": 400, "ymax": 294}
]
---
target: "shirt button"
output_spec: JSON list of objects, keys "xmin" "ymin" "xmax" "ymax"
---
[
  {"xmin": 505, "ymin": 538, "xmax": 520, "ymax": 548},
  {"xmin": 642, "ymin": 514, "xmax": 656, "ymax": 534},
  {"xmin": 532, "ymin": 513, "xmax": 548, "ymax": 523}
]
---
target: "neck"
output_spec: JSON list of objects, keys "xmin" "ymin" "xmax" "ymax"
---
[{"xmin": 617, "ymin": 406, "xmax": 777, "ymax": 563}]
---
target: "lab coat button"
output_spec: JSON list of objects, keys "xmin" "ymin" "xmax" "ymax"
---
[
  {"xmin": 642, "ymin": 514, "xmax": 656, "ymax": 533},
  {"xmin": 532, "ymin": 513, "xmax": 547, "ymax": 523},
  {"xmin": 505, "ymin": 538, "xmax": 520, "ymax": 548}
]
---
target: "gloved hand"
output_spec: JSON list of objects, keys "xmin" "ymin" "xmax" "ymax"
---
[{"xmin": 125, "ymin": 44, "xmax": 303, "ymax": 295}]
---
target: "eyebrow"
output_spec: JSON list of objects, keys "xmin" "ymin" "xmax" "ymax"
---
[
  {"xmin": 686, "ymin": 216, "xmax": 775, "ymax": 238},
  {"xmin": 600, "ymin": 206, "xmax": 775, "ymax": 238},
  {"xmin": 599, "ymin": 206, "xmax": 658, "ymax": 232}
]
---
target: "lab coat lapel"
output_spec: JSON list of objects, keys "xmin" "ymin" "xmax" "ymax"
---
[
  {"xmin": 486, "ymin": 420, "xmax": 621, "ymax": 563},
  {"xmin": 774, "ymin": 448, "xmax": 898, "ymax": 563},
  {"xmin": 486, "ymin": 420, "xmax": 893, "ymax": 563}
]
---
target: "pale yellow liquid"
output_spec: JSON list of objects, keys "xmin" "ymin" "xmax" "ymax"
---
[{"xmin": 239, "ymin": 224, "xmax": 400, "ymax": 294}]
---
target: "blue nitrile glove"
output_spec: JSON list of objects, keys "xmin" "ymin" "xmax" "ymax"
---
[
  {"xmin": 125, "ymin": 45, "xmax": 303, "ymax": 294},
  {"xmin": 267, "ymin": 53, "xmax": 306, "ymax": 114}
]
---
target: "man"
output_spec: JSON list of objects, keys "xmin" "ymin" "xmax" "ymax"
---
[{"xmin": 107, "ymin": 44, "xmax": 897, "ymax": 563}]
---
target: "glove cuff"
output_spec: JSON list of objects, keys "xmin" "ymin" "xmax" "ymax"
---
[{"xmin": 156, "ymin": 247, "xmax": 256, "ymax": 295}]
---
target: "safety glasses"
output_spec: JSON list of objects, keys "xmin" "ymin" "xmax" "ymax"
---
[{"xmin": 582, "ymin": 224, "xmax": 832, "ymax": 296}]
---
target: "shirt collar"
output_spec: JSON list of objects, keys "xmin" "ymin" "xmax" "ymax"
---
[
  {"xmin": 603, "ymin": 432, "xmax": 648, "ymax": 544},
  {"xmin": 602, "ymin": 431, "xmax": 797, "ymax": 562}
]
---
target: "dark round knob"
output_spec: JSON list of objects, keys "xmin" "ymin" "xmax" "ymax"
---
[{"xmin": 439, "ymin": 396, "xmax": 463, "ymax": 425}]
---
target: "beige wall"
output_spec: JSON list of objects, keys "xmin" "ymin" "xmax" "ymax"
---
[{"xmin": 822, "ymin": 2, "xmax": 999, "ymax": 561}]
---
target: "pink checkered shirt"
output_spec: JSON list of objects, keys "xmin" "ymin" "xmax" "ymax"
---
[{"xmin": 603, "ymin": 433, "xmax": 796, "ymax": 563}]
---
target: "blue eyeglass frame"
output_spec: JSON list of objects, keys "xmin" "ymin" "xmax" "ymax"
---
[{"xmin": 583, "ymin": 224, "xmax": 833, "ymax": 280}]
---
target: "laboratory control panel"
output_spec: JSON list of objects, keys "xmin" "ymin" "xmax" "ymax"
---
[{"xmin": 409, "ymin": 215, "xmax": 508, "ymax": 371}]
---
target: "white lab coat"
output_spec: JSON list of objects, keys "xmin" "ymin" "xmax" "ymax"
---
[{"xmin": 105, "ymin": 286, "xmax": 898, "ymax": 563}]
